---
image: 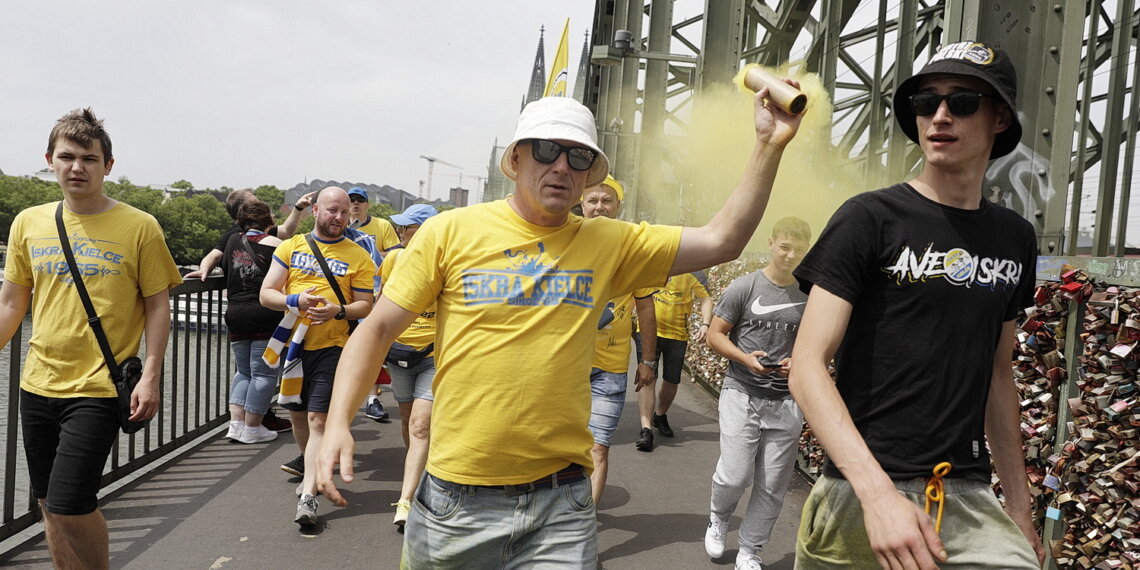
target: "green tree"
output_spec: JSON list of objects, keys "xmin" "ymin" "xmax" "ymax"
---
[
  {"xmin": 0, "ymin": 175, "xmax": 60, "ymax": 241},
  {"xmin": 171, "ymin": 179, "xmax": 193, "ymax": 190},
  {"xmin": 253, "ymin": 185, "xmax": 285, "ymax": 213},
  {"xmin": 369, "ymin": 203, "xmax": 397, "ymax": 221},
  {"xmin": 154, "ymin": 193, "xmax": 230, "ymax": 264},
  {"xmin": 104, "ymin": 181, "xmax": 164, "ymax": 213}
]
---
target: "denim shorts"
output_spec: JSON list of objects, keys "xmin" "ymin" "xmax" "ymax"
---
[
  {"xmin": 588, "ymin": 368, "xmax": 627, "ymax": 447},
  {"xmin": 20, "ymin": 390, "xmax": 120, "ymax": 515},
  {"xmin": 388, "ymin": 357, "xmax": 435, "ymax": 403},
  {"xmin": 404, "ymin": 469, "xmax": 596, "ymax": 568}
]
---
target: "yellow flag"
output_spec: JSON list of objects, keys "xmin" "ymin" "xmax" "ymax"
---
[{"xmin": 543, "ymin": 19, "xmax": 570, "ymax": 97}]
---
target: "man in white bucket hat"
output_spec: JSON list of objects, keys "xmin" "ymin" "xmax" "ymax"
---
[{"xmin": 318, "ymin": 91, "xmax": 802, "ymax": 566}]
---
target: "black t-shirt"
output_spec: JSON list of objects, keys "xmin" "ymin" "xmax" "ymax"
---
[
  {"xmin": 794, "ymin": 183, "xmax": 1037, "ymax": 482},
  {"xmin": 222, "ymin": 232, "xmax": 282, "ymax": 337}
]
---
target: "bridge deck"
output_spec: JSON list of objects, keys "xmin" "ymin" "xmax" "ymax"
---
[{"xmin": 0, "ymin": 378, "xmax": 808, "ymax": 569}]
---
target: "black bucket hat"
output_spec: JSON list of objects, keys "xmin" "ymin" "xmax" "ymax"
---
[{"xmin": 893, "ymin": 42, "xmax": 1021, "ymax": 159}]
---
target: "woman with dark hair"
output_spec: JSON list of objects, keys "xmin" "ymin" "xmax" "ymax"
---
[{"xmin": 222, "ymin": 200, "xmax": 284, "ymax": 443}]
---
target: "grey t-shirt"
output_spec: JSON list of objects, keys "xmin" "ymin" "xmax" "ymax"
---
[{"xmin": 713, "ymin": 269, "xmax": 807, "ymax": 399}]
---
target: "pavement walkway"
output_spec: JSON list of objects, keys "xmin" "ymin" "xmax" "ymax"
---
[{"xmin": 0, "ymin": 376, "xmax": 810, "ymax": 569}]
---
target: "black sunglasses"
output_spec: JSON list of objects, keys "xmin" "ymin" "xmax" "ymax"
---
[
  {"xmin": 349, "ymin": 196, "xmax": 368, "ymax": 203},
  {"xmin": 909, "ymin": 92, "xmax": 1001, "ymax": 117},
  {"xmin": 524, "ymin": 139, "xmax": 598, "ymax": 171}
]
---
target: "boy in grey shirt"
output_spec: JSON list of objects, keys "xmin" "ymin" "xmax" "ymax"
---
[{"xmin": 703, "ymin": 217, "xmax": 811, "ymax": 570}]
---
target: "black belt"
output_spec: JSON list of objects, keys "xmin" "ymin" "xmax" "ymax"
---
[{"xmin": 487, "ymin": 463, "xmax": 587, "ymax": 493}]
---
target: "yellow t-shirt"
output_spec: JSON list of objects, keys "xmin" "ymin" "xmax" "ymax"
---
[
  {"xmin": 653, "ymin": 272, "xmax": 709, "ymax": 341},
  {"xmin": 357, "ymin": 216, "xmax": 400, "ymax": 252},
  {"xmin": 271, "ymin": 233, "xmax": 376, "ymax": 351},
  {"xmin": 5, "ymin": 202, "xmax": 181, "ymax": 398},
  {"xmin": 384, "ymin": 200, "xmax": 681, "ymax": 485},
  {"xmin": 379, "ymin": 248, "xmax": 436, "ymax": 351},
  {"xmin": 593, "ymin": 288, "xmax": 656, "ymax": 373}
]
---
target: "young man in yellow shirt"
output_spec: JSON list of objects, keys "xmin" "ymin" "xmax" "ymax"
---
[
  {"xmin": 0, "ymin": 108, "xmax": 182, "ymax": 569},
  {"xmin": 317, "ymin": 90, "xmax": 803, "ymax": 566}
]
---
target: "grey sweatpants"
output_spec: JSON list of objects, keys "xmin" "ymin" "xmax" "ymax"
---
[{"xmin": 709, "ymin": 388, "xmax": 803, "ymax": 554}]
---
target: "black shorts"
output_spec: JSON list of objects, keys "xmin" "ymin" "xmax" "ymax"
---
[
  {"xmin": 20, "ymin": 390, "xmax": 120, "ymax": 515},
  {"xmin": 656, "ymin": 337, "xmax": 687, "ymax": 384},
  {"xmin": 300, "ymin": 346, "xmax": 342, "ymax": 413}
]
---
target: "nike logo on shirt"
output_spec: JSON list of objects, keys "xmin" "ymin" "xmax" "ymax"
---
[{"xmin": 750, "ymin": 299, "xmax": 806, "ymax": 316}]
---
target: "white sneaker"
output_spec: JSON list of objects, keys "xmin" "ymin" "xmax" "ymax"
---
[
  {"xmin": 225, "ymin": 421, "xmax": 242, "ymax": 441},
  {"xmin": 735, "ymin": 551, "xmax": 763, "ymax": 570},
  {"xmin": 236, "ymin": 424, "xmax": 279, "ymax": 444},
  {"xmin": 704, "ymin": 513, "xmax": 728, "ymax": 559}
]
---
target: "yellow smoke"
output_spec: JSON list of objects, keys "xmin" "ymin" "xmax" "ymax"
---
[{"xmin": 638, "ymin": 61, "xmax": 896, "ymax": 255}]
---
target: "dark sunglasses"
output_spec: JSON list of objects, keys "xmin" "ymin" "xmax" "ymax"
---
[
  {"xmin": 909, "ymin": 92, "xmax": 1001, "ymax": 117},
  {"xmin": 524, "ymin": 139, "xmax": 598, "ymax": 171},
  {"xmin": 349, "ymin": 196, "xmax": 368, "ymax": 203}
]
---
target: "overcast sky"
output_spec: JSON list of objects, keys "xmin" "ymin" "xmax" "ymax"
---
[{"xmin": 0, "ymin": 1, "xmax": 596, "ymax": 201}]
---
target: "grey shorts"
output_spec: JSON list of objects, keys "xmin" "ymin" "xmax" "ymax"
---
[
  {"xmin": 388, "ymin": 357, "xmax": 435, "ymax": 403},
  {"xmin": 795, "ymin": 475, "xmax": 1038, "ymax": 569}
]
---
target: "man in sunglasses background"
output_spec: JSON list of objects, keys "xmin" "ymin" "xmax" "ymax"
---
[
  {"xmin": 317, "ymin": 91, "xmax": 802, "ymax": 567},
  {"xmin": 790, "ymin": 42, "xmax": 1045, "ymax": 568}
]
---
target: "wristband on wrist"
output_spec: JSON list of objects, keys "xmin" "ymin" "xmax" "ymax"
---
[
  {"xmin": 700, "ymin": 322, "xmax": 710, "ymax": 327},
  {"xmin": 295, "ymin": 203, "xmax": 305, "ymax": 211},
  {"xmin": 641, "ymin": 359, "xmax": 658, "ymax": 369}
]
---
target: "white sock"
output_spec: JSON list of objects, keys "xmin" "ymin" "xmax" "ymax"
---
[{"xmin": 368, "ymin": 395, "xmax": 380, "ymax": 404}]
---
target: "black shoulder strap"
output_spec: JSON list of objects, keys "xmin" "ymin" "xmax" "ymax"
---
[
  {"xmin": 55, "ymin": 202, "xmax": 122, "ymax": 380},
  {"xmin": 304, "ymin": 233, "xmax": 356, "ymax": 332}
]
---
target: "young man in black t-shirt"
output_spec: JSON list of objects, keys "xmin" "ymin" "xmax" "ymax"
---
[{"xmin": 789, "ymin": 42, "xmax": 1046, "ymax": 569}]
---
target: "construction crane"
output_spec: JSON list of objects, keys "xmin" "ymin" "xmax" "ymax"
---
[{"xmin": 419, "ymin": 155, "xmax": 463, "ymax": 200}]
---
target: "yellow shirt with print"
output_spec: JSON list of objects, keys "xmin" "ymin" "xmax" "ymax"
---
[
  {"xmin": 5, "ymin": 202, "xmax": 181, "ymax": 398},
  {"xmin": 593, "ymin": 288, "xmax": 656, "ymax": 374},
  {"xmin": 654, "ymin": 272, "xmax": 709, "ymax": 341},
  {"xmin": 384, "ymin": 200, "xmax": 681, "ymax": 485},
  {"xmin": 379, "ymin": 248, "xmax": 436, "ymax": 351},
  {"xmin": 357, "ymin": 216, "xmax": 400, "ymax": 252},
  {"xmin": 271, "ymin": 233, "xmax": 376, "ymax": 351}
]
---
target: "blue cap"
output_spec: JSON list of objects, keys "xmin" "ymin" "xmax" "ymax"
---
[
  {"xmin": 391, "ymin": 203, "xmax": 439, "ymax": 226},
  {"xmin": 347, "ymin": 187, "xmax": 369, "ymax": 200}
]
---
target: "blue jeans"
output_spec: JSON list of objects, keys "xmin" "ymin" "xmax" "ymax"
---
[
  {"xmin": 229, "ymin": 338, "xmax": 277, "ymax": 415},
  {"xmin": 588, "ymin": 368, "xmax": 626, "ymax": 447},
  {"xmin": 403, "ymin": 471, "xmax": 597, "ymax": 568}
]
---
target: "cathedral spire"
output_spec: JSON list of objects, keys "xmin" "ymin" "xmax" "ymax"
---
[{"xmin": 523, "ymin": 25, "xmax": 547, "ymax": 108}]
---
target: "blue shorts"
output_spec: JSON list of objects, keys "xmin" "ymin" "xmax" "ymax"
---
[
  {"xmin": 388, "ymin": 357, "xmax": 435, "ymax": 403},
  {"xmin": 20, "ymin": 390, "xmax": 120, "ymax": 515},
  {"xmin": 588, "ymin": 368, "xmax": 627, "ymax": 447}
]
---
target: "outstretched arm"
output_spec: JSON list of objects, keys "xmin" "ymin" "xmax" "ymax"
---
[
  {"xmin": 789, "ymin": 286, "xmax": 946, "ymax": 570},
  {"xmin": 985, "ymin": 320, "xmax": 1046, "ymax": 565},
  {"xmin": 185, "ymin": 249, "xmax": 223, "ymax": 281},
  {"xmin": 317, "ymin": 295, "xmax": 418, "ymax": 505},
  {"xmin": 277, "ymin": 191, "xmax": 316, "ymax": 239},
  {"xmin": 669, "ymin": 85, "xmax": 803, "ymax": 276}
]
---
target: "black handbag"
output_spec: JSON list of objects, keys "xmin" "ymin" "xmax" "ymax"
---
[
  {"xmin": 55, "ymin": 203, "xmax": 148, "ymax": 434},
  {"xmin": 304, "ymin": 233, "xmax": 358, "ymax": 334}
]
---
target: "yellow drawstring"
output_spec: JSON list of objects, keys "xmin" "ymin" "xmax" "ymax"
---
[{"xmin": 924, "ymin": 462, "xmax": 952, "ymax": 533}]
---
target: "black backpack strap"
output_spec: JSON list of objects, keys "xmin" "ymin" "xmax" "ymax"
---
[
  {"xmin": 304, "ymin": 233, "xmax": 356, "ymax": 333},
  {"xmin": 55, "ymin": 202, "xmax": 122, "ymax": 380}
]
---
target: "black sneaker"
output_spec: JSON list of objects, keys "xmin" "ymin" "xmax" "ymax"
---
[
  {"xmin": 652, "ymin": 413, "xmax": 674, "ymax": 437},
  {"xmin": 281, "ymin": 454, "xmax": 304, "ymax": 477},
  {"xmin": 635, "ymin": 427, "xmax": 654, "ymax": 452},
  {"xmin": 364, "ymin": 399, "xmax": 391, "ymax": 423},
  {"xmin": 262, "ymin": 410, "xmax": 293, "ymax": 432}
]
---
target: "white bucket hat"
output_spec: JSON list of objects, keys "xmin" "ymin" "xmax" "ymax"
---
[{"xmin": 499, "ymin": 97, "xmax": 611, "ymax": 188}]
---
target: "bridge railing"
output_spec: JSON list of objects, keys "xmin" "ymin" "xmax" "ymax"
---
[{"xmin": 1, "ymin": 276, "xmax": 231, "ymax": 544}]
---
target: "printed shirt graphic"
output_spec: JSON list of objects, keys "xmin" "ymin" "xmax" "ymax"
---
[
  {"xmin": 653, "ymin": 272, "xmax": 709, "ymax": 340},
  {"xmin": 383, "ymin": 200, "xmax": 681, "ymax": 485},
  {"xmin": 5, "ymin": 202, "xmax": 181, "ymax": 398},
  {"xmin": 272, "ymin": 233, "xmax": 376, "ymax": 351},
  {"xmin": 593, "ymin": 288, "xmax": 656, "ymax": 373},
  {"xmin": 793, "ymin": 184, "xmax": 1037, "ymax": 481},
  {"xmin": 714, "ymin": 270, "xmax": 806, "ymax": 398},
  {"xmin": 379, "ymin": 248, "xmax": 436, "ymax": 351}
]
